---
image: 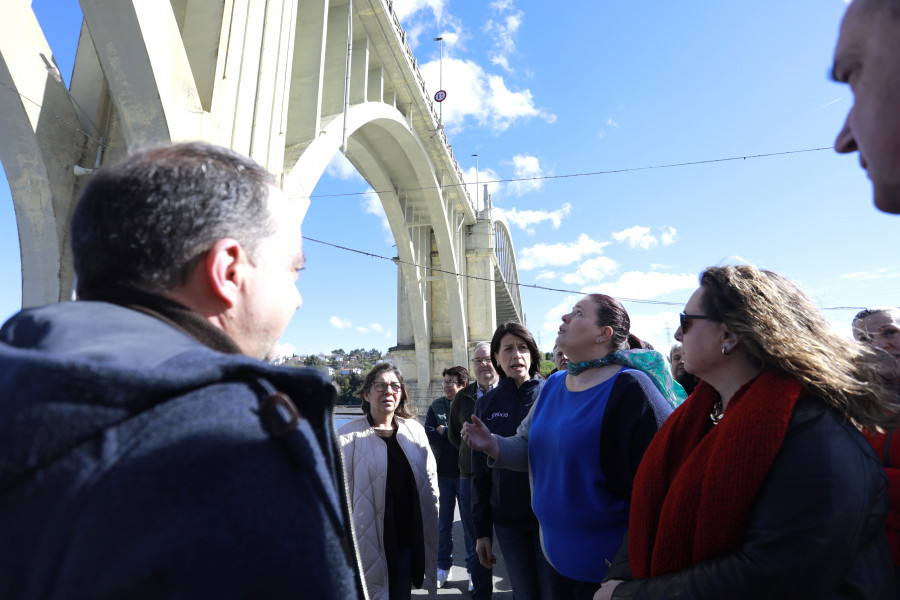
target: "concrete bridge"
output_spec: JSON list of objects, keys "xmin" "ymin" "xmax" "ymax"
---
[{"xmin": 0, "ymin": 0, "xmax": 523, "ymax": 397}]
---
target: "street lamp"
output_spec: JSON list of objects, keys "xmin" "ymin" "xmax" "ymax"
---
[
  {"xmin": 433, "ymin": 37, "xmax": 444, "ymax": 125},
  {"xmin": 472, "ymin": 154, "xmax": 479, "ymax": 210}
]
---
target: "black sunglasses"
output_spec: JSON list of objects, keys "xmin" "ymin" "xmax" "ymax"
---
[{"xmin": 679, "ymin": 313, "xmax": 714, "ymax": 333}]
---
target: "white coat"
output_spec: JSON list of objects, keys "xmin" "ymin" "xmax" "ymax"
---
[{"xmin": 339, "ymin": 415, "xmax": 439, "ymax": 600}]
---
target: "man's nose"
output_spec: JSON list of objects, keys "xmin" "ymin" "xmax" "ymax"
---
[{"xmin": 835, "ymin": 112, "xmax": 858, "ymax": 154}]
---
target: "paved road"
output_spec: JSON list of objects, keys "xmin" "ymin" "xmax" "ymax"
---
[{"xmin": 413, "ymin": 505, "xmax": 513, "ymax": 598}]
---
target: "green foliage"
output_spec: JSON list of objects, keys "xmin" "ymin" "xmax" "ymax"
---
[
  {"xmin": 539, "ymin": 360, "xmax": 556, "ymax": 379},
  {"xmin": 303, "ymin": 355, "xmax": 323, "ymax": 367},
  {"xmin": 336, "ymin": 372, "xmax": 364, "ymax": 404}
]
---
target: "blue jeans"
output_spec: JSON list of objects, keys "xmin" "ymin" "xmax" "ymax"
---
[
  {"xmin": 460, "ymin": 476, "xmax": 492, "ymax": 599},
  {"xmin": 494, "ymin": 523, "xmax": 566, "ymax": 600},
  {"xmin": 437, "ymin": 475, "xmax": 459, "ymax": 570}
]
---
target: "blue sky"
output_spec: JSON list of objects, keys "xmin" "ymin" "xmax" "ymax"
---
[{"xmin": 2, "ymin": 0, "xmax": 898, "ymax": 358}]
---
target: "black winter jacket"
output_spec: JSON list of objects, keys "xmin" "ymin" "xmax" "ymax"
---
[
  {"xmin": 605, "ymin": 397, "xmax": 894, "ymax": 600},
  {"xmin": 0, "ymin": 301, "xmax": 365, "ymax": 599},
  {"xmin": 471, "ymin": 377, "xmax": 541, "ymax": 537}
]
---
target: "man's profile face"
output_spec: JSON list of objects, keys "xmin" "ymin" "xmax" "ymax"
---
[
  {"xmin": 833, "ymin": 0, "xmax": 900, "ymax": 213},
  {"xmin": 472, "ymin": 345, "xmax": 498, "ymax": 389},
  {"xmin": 670, "ymin": 346, "xmax": 685, "ymax": 379},
  {"xmin": 553, "ymin": 348, "xmax": 568, "ymax": 371},
  {"xmin": 233, "ymin": 186, "xmax": 307, "ymax": 360}
]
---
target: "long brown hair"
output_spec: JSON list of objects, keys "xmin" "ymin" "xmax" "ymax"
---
[{"xmin": 699, "ymin": 265, "xmax": 899, "ymax": 430}]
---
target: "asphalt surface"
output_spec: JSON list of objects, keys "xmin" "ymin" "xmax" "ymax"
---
[{"xmin": 412, "ymin": 504, "xmax": 513, "ymax": 598}]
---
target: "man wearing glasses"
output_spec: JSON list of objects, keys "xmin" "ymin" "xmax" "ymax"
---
[
  {"xmin": 448, "ymin": 343, "xmax": 499, "ymax": 598},
  {"xmin": 425, "ymin": 366, "xmax": 470, "ymax": 588}
]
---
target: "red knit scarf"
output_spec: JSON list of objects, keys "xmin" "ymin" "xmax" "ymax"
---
[{"xmin": 629, "ymin": 368, "xmax": 806, "ymax": 578}]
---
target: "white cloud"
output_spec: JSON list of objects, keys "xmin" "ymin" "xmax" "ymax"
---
[
  {"xmin": 391, "ymin": 0, "xmax": 447, "ymax": 22},
  {"xmin": 419, "ymin": 57, "xmax": 555, "ymax": 134},
  {"xmin": 539, "ymin": 294, "xmax": 581, "ymax": 343},
  {"xmin": 504, "ymin": 203, "xmax": 571, "ymax": 235},
  {"xmin": 325, "ymin": 151, "xmax": 363, "ymax": 181},
  {"xmin": 612, "ymin": 225, "xmax": 658, "ymax": 250},
  {"xmin": 607, "ymin": 117, "xmax": 619, "ymax": 128},
  {"xmin": 355, "ymin": 323, "xmax": 385, "ymax": 334},
  {"xmin": 535, "ymin": 271, "xmax": 557, "ymax": 281},
  {"xmin": 462, "ymin": 165, "xmax": 502, "ymax": 208},
  {"xmin": 660, "ymin": 226, "xmax": 677, "ymax": 246},
  {"xmin": 597, "ymin": 131, "xmax": 604, "ymax": 139},
  {"xmin": 629, "ymin": 311, "xmax": 682, "ymax": 353},
  {"xmin": 273, "ymin": 342, "xmax": 296, "ymax": 358},
  {"xmin": 507, "ymin": 154, "xmax": 547, "ymax": 196},
  {"xmin": 362, "ymin": 191, "xmax": 393, "ymax": 243},
  {"xmin": 518, "ymin": 233, "xmax": 609, "ymax": 270},
  {"xmin": 841, "ymin": 268, "xmax": 900, "ymax": 281},
  {"xmin": 561, "ymin": 256, "xmax": 619, "ymax": 286},
  {"xmin": 483, "ymin": 4, "xmax": 523, "ymax": 73},
  {"xmin": 330, "ymin": 316, "xmax": 352, "ymax": 329},
  {"xmin": 596, "ymin": 271, "xmax": 697, "ymax": 300}
]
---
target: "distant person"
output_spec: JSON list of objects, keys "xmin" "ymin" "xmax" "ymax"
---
[
  {"xmin": 853, "ymin": 307, "xmax": 900, "ymax": 361},
  {"xmin": 833, "ymin": 0, "xmax": 900, "ymax": 214},
  {"xmin": 465, "ymin": 295, "xmax": 678, "ymax": 599},
  {"xmin": 549, "ymin": 343, "xmax": 569, "ymax": 374},
  {"xmin": 853, "ymin": 307, "xmax": 900, "ymax": 580},
  {"xmin": 670, "ymin": 341, "xmax": 699, "ymax": 395},
  {"xmin": 339, "ymin": 363, "xmax": 439, "ymax": 599},
  {"xmin": 0, "ymin": 142, "xmax": 365, "ymax": 598},
  {"xmin": 471, "ymin": 322, "xmax": 565, "ymax": 599},
  {"xmin": 425, "ymin": 366, "xmax": 469, "ymax": 588},
  {"xmin": 596, "ymin": 266, "xmax": 897, "ymax": 599},
  {"xmin": 447, "ymin": 342, "xmax": 498, "ymax": 598}
]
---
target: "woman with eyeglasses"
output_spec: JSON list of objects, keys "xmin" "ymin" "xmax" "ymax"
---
[
  {"xmin": 470, "ymin": 321, "xmax": 564, "ymax": 599},
  {"xmin": 338, "ymin": 363, "xmax": 439, "ymax": 600},
  {"xmin": 595, "ymin": 266, "xmax": 898, "ymax": 600},
  {"xmin": 465, "ymin": 295, "xmax": 679, "ymax": 600}
]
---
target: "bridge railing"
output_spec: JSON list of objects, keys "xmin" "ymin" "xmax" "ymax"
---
[
  {"xmin": 494, "ymin": 220, "xmax": 522, "ymax": 318},
  {"xmin": 382, "ymin": 0, "xmax": 473, "ymax": 210}
]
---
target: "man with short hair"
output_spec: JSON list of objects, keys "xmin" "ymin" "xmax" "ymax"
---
[
  {"xmin": 669, "ymin": 341, "xmax": 698, "ymax": 396},
  {"xmin": 833, "ymin": 0, "xmax": 900, "ymax": 213},
  {"xmin": 0, "ymin": 142, "xmax": 365, "ymax": 598},
  {"xmin": 425, "ymin": 365, "xmax": 469, "ymax": 588},
  {"xmin": 448, "ymin": 342, "xmax": 499, "ymax": 598},
  {"xmin": 550, "ymin": 344, "xmax": 569, "ymax": 374}
]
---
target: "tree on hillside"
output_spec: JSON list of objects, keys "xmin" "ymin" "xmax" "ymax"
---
[{"xmin": 303, "ymin": 355, "xmax": 323, "ymax": 367}]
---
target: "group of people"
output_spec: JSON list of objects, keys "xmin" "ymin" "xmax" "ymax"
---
[{"xmin": 0, "ymin": 0, "xmax": 898, "ymax": 597}]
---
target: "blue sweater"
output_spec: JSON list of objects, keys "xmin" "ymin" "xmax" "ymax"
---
[
  {"xmin": 0, "ymin": 300, "xmax": 365, "ymax": 599},
  {"xmin": 529, "ymin": 369, "xmax": 671, "ymax": 582}
]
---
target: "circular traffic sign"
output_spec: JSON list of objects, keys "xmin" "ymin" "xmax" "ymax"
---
[{"xmin": 434, "ymin": 90, "xmax": 447, "ymax": 102}]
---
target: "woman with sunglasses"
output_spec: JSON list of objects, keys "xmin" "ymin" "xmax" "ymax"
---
[
  {"xmin": 465, "ymin": 295, "xmax": 680, "ymax": 599},
  {"xmin": 339, "ymin": 363, "xmax": 439, "ymax": 600},
  {"xmin": 595, "ymin": 266, "xmax": 898, "ymax": 599}
]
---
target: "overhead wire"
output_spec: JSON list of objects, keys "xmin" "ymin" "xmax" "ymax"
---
[{"xmin": 0, "ymin": 78, "xmax": 858, "ymax": 312}]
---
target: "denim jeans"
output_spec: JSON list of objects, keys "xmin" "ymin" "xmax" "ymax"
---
[
  {"xmin": 494, "ymin": 523, "xmax": 566, "ymax": 600},
  {"xmin": 437, "ymin": 475, "xmax": 460, "ymax": 570},
  {"xmin": 459, "ymin": 476, "xmax": 492, "ymax": 599}
]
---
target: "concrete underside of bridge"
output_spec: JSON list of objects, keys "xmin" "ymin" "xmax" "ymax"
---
[{"xmin": 0, "ymin": 0, "xmax": 523, "ymax": 408}]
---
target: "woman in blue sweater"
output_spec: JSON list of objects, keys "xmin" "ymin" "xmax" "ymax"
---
[
  {"xmin": 471, "ymin": 322, "xmax": 563, "ymax": 600},
  {"xmin": 465, "ymin": 294, "xmax": 679, "ymax": 600}
]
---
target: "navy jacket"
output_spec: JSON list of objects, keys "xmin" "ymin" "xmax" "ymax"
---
[
  {"xmin": 0, "ymin": 301, "xmax": 365, "ymax": 599},
  {"xmin": 471, "ymin": 377, "xmax": 541, "ymax": 537}
]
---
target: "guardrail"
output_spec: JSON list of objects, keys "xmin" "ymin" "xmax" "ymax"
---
[{"xmin": 382, "ymin": 0, "xmax": 472, "ymax": 210}]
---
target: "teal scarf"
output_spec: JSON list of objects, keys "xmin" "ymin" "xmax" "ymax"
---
[{"xmin": 567, "ymin": 349, "xmax": 686, "ymax": 409}]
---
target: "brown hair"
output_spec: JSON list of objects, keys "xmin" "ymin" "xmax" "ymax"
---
[
  {"xmin": 442, "ymin": 366, "xmax": 470, "ymax": 386},
  {"xmin": 698, "ymin": 265, "xmax": 900, "ymax": 430},
  {"xmin": 587, "ymin": 294, "xmax": 631, "ymax": 351},
  {"xmin": 360, "ymin": 363, "xmax": 416, "ymax": 419}
]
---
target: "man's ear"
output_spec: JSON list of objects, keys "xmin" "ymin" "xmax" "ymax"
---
[{"xmin": 205, "ymin": 238, "xmax": 247, "ymax": 309}]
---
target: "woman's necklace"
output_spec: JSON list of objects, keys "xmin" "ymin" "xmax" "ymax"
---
[{"xmin": 710, "ymin": 398, "xmax": 724, "ymax": 425}]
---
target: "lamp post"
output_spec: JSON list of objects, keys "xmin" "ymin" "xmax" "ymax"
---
[
  {"xmin": 472, "ymin": 154, "xmax": 479, "ymax": 210},
  {"xmin": 433, "ymin": 37, "xmax": 443, "ymax": 125}
]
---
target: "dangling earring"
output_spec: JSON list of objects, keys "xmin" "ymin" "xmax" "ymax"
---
[{"xmin": 722, "ymin": 345, "xmax": 731, "ymax": 356}]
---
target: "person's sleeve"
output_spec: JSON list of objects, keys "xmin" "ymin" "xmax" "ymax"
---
[
  {"xmin": 488, "ymin": 400, "xmax": 533, "ymax": 473},
  {"xmin": 471, "ymin": 398, "xmax": 493, "ymax": 538},
  {"xmin": 608, "ymin": 410, "xmax": 888, "ymax": 600},
  {"xmin": 601, "ymin": 372, "xmax": 672, "ymax": 502},
  {"xmin": 447, "ymin": 395, "xmax": 464, "ymax": 450},
  {"xmin": 424, "ymin": 404, "xmax": 442, "ymax": 447}
]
